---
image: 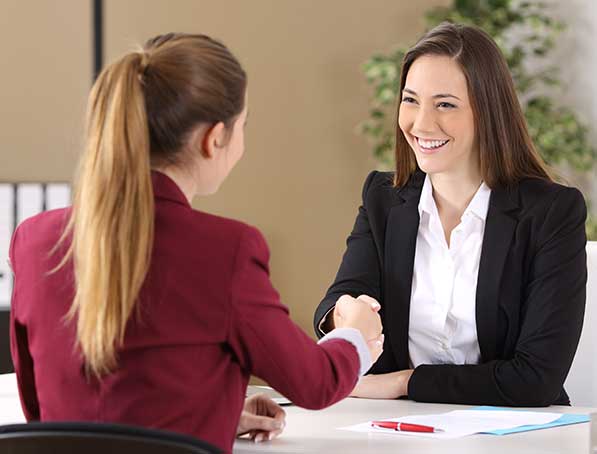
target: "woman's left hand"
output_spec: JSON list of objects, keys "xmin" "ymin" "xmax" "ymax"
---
[
  {"xmin": 237, "ymin": 394, "xmax": 286, "ymax": 443},
  {"xmin": 350, "ymin": 370, "xmax": 414, "ymax": 399}
]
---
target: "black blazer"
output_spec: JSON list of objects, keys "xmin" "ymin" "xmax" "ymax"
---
[{"xmin": 315, "ymin": 170, "xmax": 587, "ymax": 406}]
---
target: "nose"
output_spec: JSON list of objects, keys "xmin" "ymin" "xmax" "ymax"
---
[{"xmin": 411, "ymin": 104, "xmax": 437, "ymax": 136}]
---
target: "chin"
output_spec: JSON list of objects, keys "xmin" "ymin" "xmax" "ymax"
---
[{"xmin": 414, "ymin": 157, "xmax": 448, "ymax": 175}]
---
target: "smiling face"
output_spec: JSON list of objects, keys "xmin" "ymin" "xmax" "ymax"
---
[{"xmin": 398, "ymin": 55, "xmax": 479, "ymax": 180}]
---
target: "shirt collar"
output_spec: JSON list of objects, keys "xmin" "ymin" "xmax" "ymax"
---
[
  {"xmin": 465, "ymin": 181, "xmax": 491, "ymax": 221},
  {"xmin": 417, "ymin": 174, "xmax": 491, "ymax": 221},
  {"xmin": 151, "ymin": 170, "xmax": 191, "ymax": 208},
  {"xmin": 417, "ymin": 174, "xmax": 436, "ymax": 219}
]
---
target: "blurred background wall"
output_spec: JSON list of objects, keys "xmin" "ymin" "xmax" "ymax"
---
[
  {"xmin": 549, "ymin": 0, "xmax": 597, "ymax": 204},
  {"xmin": 0, "ymin": 0, "xmax": 450, "ymax": 342},
  {"xmin": 1, "ymin": 1, "xmax": 594, "ymax": 377}
]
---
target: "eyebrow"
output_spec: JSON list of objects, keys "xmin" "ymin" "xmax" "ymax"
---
[{"xmin": 403, "ymin": 88, "xmax": 461, "ymax": 101}]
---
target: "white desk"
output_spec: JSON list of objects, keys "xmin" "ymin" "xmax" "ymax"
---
[
  {"xmin": 1, "ymin": 374, "xmax": 594, "ymax": 453},
  {"xmin": 235, "ymin": 393, "xmax": 595, "ymax": 454},
  {"xmin": 0, "ymin": 373, "xmax": 24, "ymax": 425}
]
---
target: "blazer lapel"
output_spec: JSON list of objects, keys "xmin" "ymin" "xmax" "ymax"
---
[
  {"xmin": 384, "ymin": 173, "xmax": 423, "ymax": 370},
  {"xmin": 475, "ymin": 184, "xmax": 519, "ymax": 361}
]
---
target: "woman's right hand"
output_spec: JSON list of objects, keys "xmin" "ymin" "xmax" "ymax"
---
[{"xmin": 333, "ymin": 294, "xmax": 383, "ymax": 363}]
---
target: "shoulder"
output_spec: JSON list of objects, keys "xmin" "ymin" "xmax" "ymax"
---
[
  {"xmin": 200, "ymin": 211, "xmax": 266, "ymax": 246},
  {"xmin": 15, "ymin": 207, "xmax": 70, "ymax": 234},
  {"xmin": 186, "ymin": 210, "xmax": 270, "ymax": 266},
  {"xmin": 512, "ymin": 179, "xmax": 587, "ymax": 249},
  {"xmin": 360, "ymin": 169, "xmax": 423, "ymax": 210},
  {"xmin": 361, "ymin": 171, "xmax": 398, "ymax": 205},
  {"xmin": 516, "ymin": 178, "xmax": 586, "ymax": 219},
  {"xmin": 10, "ymin": 207, "xmax": 71, "ymax": 272},
  {"xmin": 12, "ymin": 207, "xmax": 70, "ymax": 251}
]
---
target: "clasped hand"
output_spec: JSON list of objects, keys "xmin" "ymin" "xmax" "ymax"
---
[
  {"xmin": 333, "ymin": 294, "xmax": 413, "ymax": 399},
  {"xmin": 333, "ymin": 294, "xmax": 384, "ymax": 363},
  {"xmin": 237, "ymin": 393, "xmax": 286, "ymax": 443}
]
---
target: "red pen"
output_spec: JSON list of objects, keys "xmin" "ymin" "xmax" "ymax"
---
[{"xmin": 371, "ymin": 420, "xmax": 444, "ymax": 433}]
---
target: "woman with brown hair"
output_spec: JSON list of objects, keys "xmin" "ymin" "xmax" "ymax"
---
[
  {"xmin": 9, "ymin": 33, "xmax": 384, "ymax": 453},
  {"xmin": 314, "ymin": 22, "xmax": 587, "ymax": 406}
]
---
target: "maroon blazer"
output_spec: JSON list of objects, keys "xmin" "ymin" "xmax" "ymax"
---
[{"xmin": 9, "ymin": 171, "xmax": 360, "ymax": 453}]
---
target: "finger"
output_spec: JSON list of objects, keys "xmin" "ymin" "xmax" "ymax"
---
[
  {"xmin": 335, "ymin": 295, "xmax": 353, "ymax": 317},
  {"xmin": 367, "ymin": 336, "xmax": 384, "ymax": 350},
  {"xmin": 245, "ymin": 414, "xmax": 284, "ymax": 432},
  {"xmin": 272, "ymin": 409, "xmax": 286, "ymax": 435},
  {"xmin": 337, "ymin": 294, "xmax": 355, "ymax": 304},
  {"xmin": 356, "ymin": 294, "xmax": 381, "ymax": 311},
  {"xmin": 251, "ymin": 394, "xmax": 283, "ymax": 417},
  {"xmin": 251, "ymin": 431, "xmax": 266, "ymax": 443},
  {"xmin": 368, "ymin": 333, "xmax": 384, "ymax": 345},
  {"xmin": 261, "ymin": 396, "xmax": 286, "ymax": 419},
  {"xmin": 367, "ymin": 336, "xmax": 384, "ymax": 360},
  {"xmin": 268, "ymin": 428, "xmax": 284, "ymax": 441}
]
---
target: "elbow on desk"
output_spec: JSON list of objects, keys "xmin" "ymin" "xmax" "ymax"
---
[
  {"xmin": 289, "ymin": 392, "xmax": 344, "ymax": 411},
  {"xmin": 287, "ymin": 382, "xmax": 354, "ymax": 411},
  {"xmin": 499, "ymin": 381, "xmax": 565, "ymax": 407}
]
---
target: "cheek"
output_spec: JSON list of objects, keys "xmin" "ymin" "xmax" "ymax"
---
[
  {"xmin": 237, "ymin": 132, "xmax": 246, "ymax": 156},
  {"xmin": 398, "ymin": 108, "xmax": 412, "ymax": 135}
]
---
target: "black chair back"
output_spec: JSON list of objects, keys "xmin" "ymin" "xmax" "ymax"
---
[{"xmin": 0, "ymin": 421, "xmax": 222, "ymax": 454}]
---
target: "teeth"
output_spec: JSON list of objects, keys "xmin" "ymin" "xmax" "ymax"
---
[{"xmin": 418, "ymin": 138, "xmax": 448, "ymax": 149}]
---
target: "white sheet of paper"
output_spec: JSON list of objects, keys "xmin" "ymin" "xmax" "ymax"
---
[{"xmin": 339, "ymin": 410, "xmax": 562, "ymax": 439}]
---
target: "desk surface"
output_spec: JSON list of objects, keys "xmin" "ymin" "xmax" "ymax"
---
[
  {"xmin": 1, "ymin": 375, "xmax": 594, "ymax": 453},
  {"xmin": 235, "ymin": 390, "xmax": 595, "ymax": 454}
]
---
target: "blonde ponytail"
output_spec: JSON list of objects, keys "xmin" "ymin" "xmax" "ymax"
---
[
  {"xmin": 55, "ymin": 33, "xmax": 247, "ymax": 377},
  {"xmin": 59, "ymin": 52, "xmax": 154, "ymax": 377}
]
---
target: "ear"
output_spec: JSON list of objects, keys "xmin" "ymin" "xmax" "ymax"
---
[{"xmin": 201, "ymin": 122, "xmax": 226, "ymax": 159}]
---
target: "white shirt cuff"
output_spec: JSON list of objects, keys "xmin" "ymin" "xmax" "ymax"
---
[
  {"xmin": 317, "ymin": 306, "xmax": 336, "ymax": 336},
  {"xmin": 317, "ymin": 327, "xmax": 372, "ymax": 376}
]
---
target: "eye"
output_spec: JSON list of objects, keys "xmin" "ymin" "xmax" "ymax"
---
[
  {"xmin": 402, "ymin": 96, "xmax": 417, "ymax": 104},
  {"xmin": 437, "ymin": 102, "xmax": 456, "ymax": 109}
]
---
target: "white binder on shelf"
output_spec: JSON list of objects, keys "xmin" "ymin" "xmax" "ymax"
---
[
  {"xmin": 16, "ymin": 184, "xmax": 43, "ymax": 224},
  {"xmin": 46, "ymin": 183, "xmax": 71, "ymax": 210},
  {"xmin": 0, "ymin": 182, "xmax": 72, "ymax": 309},
  {"xmin": 0, "ymin": 184, "xmax": 15, "ymax": 308}
]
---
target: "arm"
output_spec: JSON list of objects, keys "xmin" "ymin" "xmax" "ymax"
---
[
  {"xmin": 8, "ymin": 225, "xmax": 40, "ymax": 420},
  {"xmin": 226, "ymin": 226, "xmax": 374, "ymax": 410},
  {"xmin": 314, "ymin": 170, "xmax": 382, "ymax": 337},
  {"xmin": 407, "ymin": 187, "xmax": 587, "ymax": 406}
]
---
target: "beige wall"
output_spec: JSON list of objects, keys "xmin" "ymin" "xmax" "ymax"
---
[
  {"xmin": 0, "ymin": 0, "xmax": 91, "ymax": 181},
  {"xmin": 1, "ymin": 0, "xmax": 448, "ymax": 333}
]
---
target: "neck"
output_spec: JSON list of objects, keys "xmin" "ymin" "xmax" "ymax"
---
[
  {"xmin": 153, "ymin": 165, "xmax": 197, "ymax": 204},
  {"xmin": 429, "ymin": 170, "xmax": 482, "ymax": 219}
]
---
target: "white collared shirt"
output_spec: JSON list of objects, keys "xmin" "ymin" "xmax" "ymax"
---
[{"xmin": 408, "ymin": 175, "xmax": 491, "ymax": 368}]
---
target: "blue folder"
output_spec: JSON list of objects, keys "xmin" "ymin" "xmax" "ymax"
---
[{"xmin": 472, "ymin": 406, "xmax": 590, "ymax": 435}]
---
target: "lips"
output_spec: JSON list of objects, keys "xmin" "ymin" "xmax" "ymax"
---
[{"xmin": 415, "ymin": 137, "xmax": 449, "ymax": 154}]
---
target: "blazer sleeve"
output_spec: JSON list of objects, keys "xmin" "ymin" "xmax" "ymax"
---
[
  {"xmin": 313, "ymin": 171, "xmax": 383, "ymax": 337},
  {"xmin": 408, "ymin": 187, "xmax": 588, "ymax": 406},
  {"xmin": 226, "ymin": 225, "xmax": 367, "ymax": 410},
  {"xmin": 8, "ymin": 225, "xmax": 41, "ymax": 421}
]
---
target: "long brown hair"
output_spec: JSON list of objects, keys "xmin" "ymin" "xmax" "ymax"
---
[
  {"xmin": 57, "ymin": 33, "xmax": 247, "ymax": 376},
  {"xmin": 394, "ymin": 22, "xmax": 552, "ymax": 187}
]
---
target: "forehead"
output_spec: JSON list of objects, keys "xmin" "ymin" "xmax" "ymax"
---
[{"xmin": 405, "ymin": 55, "xmax": 469, "ymax": 98}]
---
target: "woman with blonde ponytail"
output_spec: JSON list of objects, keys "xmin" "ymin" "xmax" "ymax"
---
[{"xmin": 9, "ymin": 33, "xmax": 383, "ymax": 453}]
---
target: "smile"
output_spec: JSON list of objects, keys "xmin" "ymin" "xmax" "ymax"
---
[{"xmin": 416, "ymin": 137, "xmax": 449, "ymax": 152}]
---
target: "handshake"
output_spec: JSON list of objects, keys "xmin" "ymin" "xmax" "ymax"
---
[{"xmin": 332, "ymin": 294, "xmax": 384, "ymax": 364}]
